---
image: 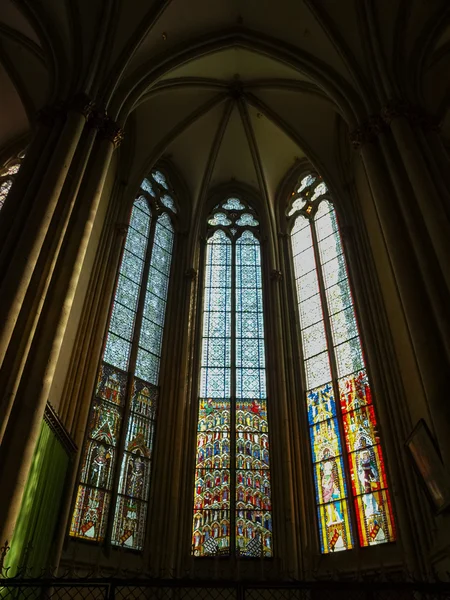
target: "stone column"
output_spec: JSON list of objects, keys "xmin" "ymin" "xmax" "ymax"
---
[
  {"xmin": 353, "ymin": 129, "xmax": 450, "ymax": 468},
  {"xmin": 265, "ymin": 264, "xmax": 301, "ymax": 579},
  {"xmin": 421, "ymin": 125, "xmax": 450, "ymax": 219},
  {"xmin": 0, "ymin": 123, "xmax": 99, "ymax": 444},
  {"xmin": 52, "ymin": 219, "xmax": 128, "ymax": 568},
  {"xmin": 374, "ymin": 125, "xmax": 450, "ymax": 363},
  {"xmin": 0, "ymin": 116, "xmax": 123, "ymax": 545},
  {"xmin": 0, "ymin": 106, "xmax": 64, "ymax": 275},
  {"xmin": 383, "ymin": 102, "xmax": 450, "ymax": 293},
  {"xmin": 0, "ymin": 95, "xmax": 93, "ymax": 369},
  {"xmin": 277, "ymin": 231, "xmax": 315, "ymax": 578}
]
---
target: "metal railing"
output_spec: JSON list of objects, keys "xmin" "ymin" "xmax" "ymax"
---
[{"xmin": 1, "ymin": 577, "xmax": 450, "ymax": 600}]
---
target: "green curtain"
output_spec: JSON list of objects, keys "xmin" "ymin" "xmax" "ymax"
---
[{"xmin": 3, "ymin": 420, "xmax": 70, "ymax": 577}]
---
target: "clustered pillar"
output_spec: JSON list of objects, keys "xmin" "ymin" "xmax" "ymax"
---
[
  {"xmin": 351, "ymin": 100, "xmax": 450, "ymax": 470},
  {"xmin": 0, "ymin": 96, "xmax": 124, "ymax": 546}
]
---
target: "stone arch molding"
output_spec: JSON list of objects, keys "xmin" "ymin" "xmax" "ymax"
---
[{"xmin": 109, "ymin": 28, "xmax": 366, "ymax": 128}]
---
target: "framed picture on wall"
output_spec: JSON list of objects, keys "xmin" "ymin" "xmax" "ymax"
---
[{"xmin": 405, "ymin": 419, "xmax": 450, "ymax": 513}]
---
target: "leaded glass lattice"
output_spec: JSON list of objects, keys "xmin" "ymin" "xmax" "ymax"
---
[
  {"xmin": 288, "ymin": 174, "xmax": 395, "ymax": 553},
  {"xmin": 0, "ymin": 155, "xmax": 24, "ymax": 211},
  {"xmin": 193, "ymin": 197, "xmax": 272, "ymax": 558},
  {"xmin": 71, "ymin": 169, "xmax": 176, "ymax": 550}
]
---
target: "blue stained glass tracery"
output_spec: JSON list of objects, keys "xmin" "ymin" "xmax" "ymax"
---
[{"xmin": 71, "ymin": 170, "xmax": 176, "ymax": 550}]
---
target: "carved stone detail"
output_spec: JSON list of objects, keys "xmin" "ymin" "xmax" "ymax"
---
[
  {"xmin": 88, "ymin": 110, "xmax": 108, "ymax": 131},
  {"xmin": 382, "ymin": 99, "xmax": 440, "ymax": 131},
  {"xmin": 350, "ymin": 102, "xmax": 440, "ymax": 149},
  {"xmin": 69, "ymin": 93, "xmax": 95, "ymax": 118},
  {"xmin": 99, "ymin": 116, "xmax": 125, "ymax": 148},
  {"xmin": 381, "ymin": 99, "xmax": 412, "ymax": 124},
  {"xmin": 349, "ymin": 115, "xmax": 386, "ymax": 150},
  {"xmin": 185, "ymin": 267, "xmax": 198, "ymax": 281},
  {"xmin": 115, "ymin": 222, "xmax": 129, "ymax": 237},
  {"xmin": 270, "ymin": 269, "xmax": 283, "ymax": 282}
]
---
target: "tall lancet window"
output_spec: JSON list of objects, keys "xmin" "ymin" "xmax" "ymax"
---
[
  {"xmin": 70, "ymin": 169, "xmax": 177, "ymax": 550},
  {"xmin": 287, "ymin": 173, "xmax": 395, "ymax": 553},
  {"xmin": 192, "ymin": 197, "xmax": 272, "ymax": 558},
  {"xmin": 0, "ymin": 151, "xmax": 25, "ymax": 211}
]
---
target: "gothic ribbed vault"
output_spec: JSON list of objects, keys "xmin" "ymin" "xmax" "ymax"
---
[{"xmin": 1, "ymin": 0, "xmax": 449, "ymax": 211}]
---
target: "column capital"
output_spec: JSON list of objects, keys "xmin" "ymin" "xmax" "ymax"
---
[
  {"xmin": 349, "ymin": 115, "xmax": 386, "ymax": 150},
  {"xmin": 350, "ymin": 103, "xmax": 441, "ymax": 150},
  {"xmin": 36, "ymin": 103, "xmax": 65, "ymax": 127},
  {"xmin": 185, "ymin": 267, "xmax": 198, "ymax": 281},
  {"xmin": 382, "ymin": 99, "xmax": 440, "ymax": 131},
  {"xmin": 270, "ymin": 269, "xmax": 283, "ymax": 282},
  {"xmin": 68, "ymin": 93, "xmax": 95, "ymax": 118},
  {"xmin": 115, "ymin": 222, "xmax": 129, "ymax": 237},
  {"xmin": 99, "ymin": 116, "xmax": 125, "ymax": 148}
]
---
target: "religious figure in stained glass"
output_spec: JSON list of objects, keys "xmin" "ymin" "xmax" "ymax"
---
[
  {"xmin": 71, "ymin": 169, "xmax": 177, "ymax": 549},
  {"xmin": 192, "ymin": 196, "xmax": 272, "ymax": 557},
  {"xmin": 288, "ymin": 172, "xmax": 395, "ymax": 553}
]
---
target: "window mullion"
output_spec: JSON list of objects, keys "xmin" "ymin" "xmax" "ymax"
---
[
  {"xmin": 230, "ymin": 235, "xmax": 237, "ymax": 557},
  {"xmin": 105, "ymin": 211, "xmax": 157, "ymax": 547},
  {"xmin": 310, "ymin": 214, "xmax": 359, "ymax": 550}
]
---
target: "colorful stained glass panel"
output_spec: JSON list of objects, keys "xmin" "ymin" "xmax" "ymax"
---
[
  {"xmin": 70, "ymin": 486, "xmax": 110, "ymax": 541},
  {"xmin": 192, "ymin": 510, "xmax": 230, "ymax": 556},
  {"xmin": 317, "ymin": 499, "xmax": 353, "ymax": 553},
  {"xmin": 354, "ymin": 490, "xmax": 395, "ymax": 546},
  {"xmin": 307, "ymin": 383, "xmax": 336, "ymax": 425},
  {"xmin": 193, "ymin": 394, "xmax": 231, "ymax": 555},
  {"xmin": 71, "ymin": 182, "xmax": 177, "ymax": 549},
  {"xmin": 313, "ymin": 455, "xmax": 347, "ymax": 503},
  {"xmin": 309, "ymin": 417, "xmax": 341, "ymax": 463},
  {"xmin": 111, "ymin": 496, "xmax": 148, "ymax": 549},
  {"xmin": 339, "ymin": 370, "xmax": 371, "ymax": 413},
  {"xmin": 348, "ymin": 442, "xmax": 387, "ymax": 497},
  {"xmin": 236, "ymin": 510, "xmax": 272, "ymax": 557},
  {"xmin": 193, "ymin": 206, "xmax": 272, "ymax": 557}
]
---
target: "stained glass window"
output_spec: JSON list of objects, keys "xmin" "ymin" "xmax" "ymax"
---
[
  {"xmin": 70, "ymin": 169, "xmax": 177, "ymax": 550},
  {"xmin": 0, "ymin": 154, "xmax": 24, "ymax": 211},
  {"xmin": 192, "ymin": 197, "xmax": 272, "ymax": 558},
  {"xmin": 288, "ymin": 174, "xmax": 395, "ymax": 553}
]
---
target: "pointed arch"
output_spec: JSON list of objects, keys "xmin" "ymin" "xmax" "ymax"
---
[
  {"xmin": 192, "ymin": 192, "xmax": 272, "ymax": 558},
  {"xmin": 285, "ymin": 171, "xmax": 396, "ymax": 553},
  {"xmin": 70, "ymin": 168, "xmax": 178, "ymax": 550}
]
